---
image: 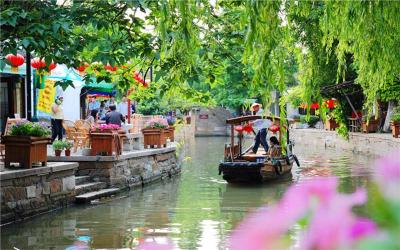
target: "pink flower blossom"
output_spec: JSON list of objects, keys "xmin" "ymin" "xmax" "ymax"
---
[{"xmin": 374, "ymin": 151, "xmax": 400, "ymax": 201}]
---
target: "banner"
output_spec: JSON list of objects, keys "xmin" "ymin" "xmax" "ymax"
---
[{"xmin": 37, "ymin": 79, "xmax": 56, "ymax": 114}]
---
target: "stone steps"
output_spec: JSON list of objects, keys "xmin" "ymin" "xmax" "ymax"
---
[
  {"xmin": 75, "ymin": 182, "xmax": 107, "ymax": 196},
  {"xmin": 75, "ymin": 175, "xmax": 90, "ymax": 185},
  {"xmin": 75, "ymin": 188, "xmax": 120, "ymax": 203}
]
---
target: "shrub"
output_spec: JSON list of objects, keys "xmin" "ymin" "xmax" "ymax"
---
[
  {"xmin": 52, "ymin": 140, "xmax": 64, "ymax": 150},
  {"xmin": 63, "ymin": 141, "xmax": 73, "ymax": 150},
  {"xmin": 9, "ymin": 121, "xmax": 51, "ymax": 137},
  {"xmin": 300, "ymin": 115, "xmax": 320, "ymax": 127}
]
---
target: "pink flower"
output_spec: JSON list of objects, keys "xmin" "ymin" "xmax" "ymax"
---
[{"xmin": 374, "ymin": 151, "xmax": 400, "ymax": 201}]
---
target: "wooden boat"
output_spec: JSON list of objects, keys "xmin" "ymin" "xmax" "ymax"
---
[{"xmin": 218, "ymin": 115, "xmax": 300, "ymax": 183}]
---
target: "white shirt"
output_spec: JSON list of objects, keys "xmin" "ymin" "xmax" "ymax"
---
[
  {"xmin": 253, "ymin": 109, "xmax": 272, "ymax": 130},
  {"xmin": 117, "ymin": 101, "xmax": 128, "ymax": 117}
]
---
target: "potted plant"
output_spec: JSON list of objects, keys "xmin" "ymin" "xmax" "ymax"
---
[
  {"xmin": 90, "ymin": 124, "xmax": 121, "ymax": 156},
  {"xmin": 325, "ymin": 114, "xmax": 338, "ymax": 131},
  {"xmin": 52, "ymin": 140, "xmax": 64, "ymax": 156},
  {"xmin": 2, "ymin": 121, "xmax": 51, "ymax": 168},
  {"xmin": 361, "ymin": 116, "xmax": 378, "ymax": 133},
  {"xmin": 63, "ymin": 140, "xmax": 73, "ymax": 156},
  {"xmin": 166, "ymin": 116, "xmax": 176, "ymax": 142},
  {"xmin": 142, "ymin": 117, "xmax": 168, "ymax": 148},
  {"xmin": 390, "ymin": 109, "xmax": 400, "ymax": 138}
]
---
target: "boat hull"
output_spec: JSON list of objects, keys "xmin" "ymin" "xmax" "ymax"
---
[{"xmin": 219, "ymin": 156, "xmax": 294, "ymax": 183}]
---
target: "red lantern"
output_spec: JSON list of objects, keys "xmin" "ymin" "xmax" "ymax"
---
[
  {"xmin": 31, "ymin": 57, "xmax": 46, "ymax": 70},
  {"xmin": 49, "ymin": 62, "xmax": 56, "ymax": 71},
  {"xmin": 310, "ymin": 103, "xmax": 319, "ymax": 109},
  {"xmin": 326, "ymin": 99, "xmax": 336, "ymax": 109},
  {"xmin": 6, "ymin": 54, "xmax": 25, "ymax": 72},
  {"xmin": 269, "ymin": 124, "xmax": 280, "ymax": 134},
  {"xmin": 235, "ymin": 125, "xmax": 244, "ymax": 133},
  {"xmin": 243, "ymin": 124, "xmax": 253, "ymax": 134},
  {"xmin": 104, "ymin": 65, "xmax": 117, "ymax": 71}
]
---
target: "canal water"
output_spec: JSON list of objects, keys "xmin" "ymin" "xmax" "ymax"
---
[{"xmin": 1, "ymin": 137, "xmax": 377, "ymax": 250}]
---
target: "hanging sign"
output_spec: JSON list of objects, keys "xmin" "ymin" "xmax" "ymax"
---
[
  {"xmin": 37, "ymin": 79, "xmax": 56, "ymax": 114},
  {"xmin": 199, "ymin": 114, "xmax": 209, "ymax": 119}
]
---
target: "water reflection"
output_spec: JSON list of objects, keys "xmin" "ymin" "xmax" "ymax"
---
[{"xmin": 1, "ymin": 137, "xmax": 376, "ymax": 249}]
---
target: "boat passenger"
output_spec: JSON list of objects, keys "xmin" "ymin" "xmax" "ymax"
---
[
  {"xmin": 267, "ymin": 136, "xmax": 282, "ymax": 158},
  {"xmin": 250, "ymin": 103, "xmax": 272, "ymax": 154}
]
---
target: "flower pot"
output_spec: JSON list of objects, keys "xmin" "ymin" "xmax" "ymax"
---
[
  {"xmin": 168, "ymin": 126, "xmax": 175, "ymax": 142},
  {"xmin": 391, "ymin": 121, "xmax": 400, "ymax": 138},
  {"xmin": 65, "ymin": 149, "xmax": 71, "ymax": 156},
  {"xmin": 2, "ymin": 136, "xmax": 51, "ymax": 168},
  {"xmin": 90, "ymin": 131, "xmax": 121, "ymax": 156},
  {"xmin": 55, "ymin": 149, "xmax": 62, "ymax": 156},
  {"xmin": 362, "ymin": 120, "xmax": 378, "ymax": 133},
  {"xmin": 142, "ymin": 128, "xmax": 167, "ymax": 149},
  {"xmin": 325, "ymin": 119, "xmax": 338, "ymax": 131}
]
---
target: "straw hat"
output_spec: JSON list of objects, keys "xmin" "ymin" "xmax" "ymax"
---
[{"xmin": 250, "ymin": 103, "xmax": 262, "ymax": 111}]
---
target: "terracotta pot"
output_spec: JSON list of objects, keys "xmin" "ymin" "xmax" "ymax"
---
[
  {"xmin": 362, "ymin": 120, "xmax": 378, "ymax": 133},
  {"xmin": 65, "ymin": 149, "xmax": 71, "ymax": 156},
  {"xmin": 325, "ymin": 119, "xmax": 338, "ymax": 131},
  {"xmin": 55, "ymin": 149, "xmax": 62, "ymax": 157},
  {"xmin": 391, "ymin": 121, "xmax": 400, "ymax": 138},
  {"xmin": 2, "ymin": 136, "xmax": 51, "ymax": 168}
]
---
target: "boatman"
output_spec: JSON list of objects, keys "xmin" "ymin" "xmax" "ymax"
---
[{"xmin": 250, "ymin": 103, "xmax": 272, "ymax": 154}]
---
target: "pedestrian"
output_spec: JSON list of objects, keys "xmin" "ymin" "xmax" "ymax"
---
[
  {"xmin": 250, "ymin": 103, "xmax": 272, "ymax": 154},
  {"xmin": 51, "ymin": 96, "xmax": 64, "ymax": 142},
  {"xmin": 117, "ymin": 96, "xmax": 129, "ymax": 118},
  {"xmin": 88, "ymin": 96, "xmax": 100, "ymax": 115},
  {"xmin": 106, "ymin": 104, "xmax": 125, "ymax": 126}
]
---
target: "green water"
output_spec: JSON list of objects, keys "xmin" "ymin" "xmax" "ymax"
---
[{"xmin": 0, "ymin": 137, "xmax": 376, "ymax": 249}]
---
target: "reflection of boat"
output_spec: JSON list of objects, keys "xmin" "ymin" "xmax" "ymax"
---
[{"xmin": 218, "ymin": 115, "xmax": 300, "ymax": 183}]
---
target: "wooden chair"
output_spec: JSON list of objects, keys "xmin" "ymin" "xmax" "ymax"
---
[
  {"xmin": 72, "ymin": 120, "xmax": 92, "ymax": 152},
  {"xmin": 62, "ymin": 120, "xmax": 76, "ymax": 140}
]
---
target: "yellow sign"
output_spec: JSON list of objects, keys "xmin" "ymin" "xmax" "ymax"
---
[{"xmin": 37, "ymin": 79, "xmax": 56, "ymax": 114}]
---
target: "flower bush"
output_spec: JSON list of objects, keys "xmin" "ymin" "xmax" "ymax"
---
[
  {"xmin": 166, "ymin": 116, "xmax": 176, "ymax": 126},
  {"xmin": 9, "ymin": 121, "xmax": 51, "ymax": 137},
  {"xmin": 145, "ymin": 117, "xmax": 168, "ymax": 129},
  {"xmin": 91, "ymin": 124, "xmax": 120, "ymax": 132},
  {"xmin": 135, "ymin": 151, "xmax": 400, "ymax": 250}
]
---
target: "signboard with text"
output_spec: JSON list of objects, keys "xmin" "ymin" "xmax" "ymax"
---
[
  {"xmin": 199, "ymin": 114, "xmax": 209, "ymax": 119},
  {"xmin": 37, "ymin": 79, "xmax": 56, "ymax": 114}
]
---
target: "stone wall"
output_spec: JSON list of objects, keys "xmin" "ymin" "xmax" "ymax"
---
[
  {"xmin": 291, "ymin": 129, "xmax": 400, "ymax": 156},
  {"xmin": 75, "ymin": 148, "xmax": 179, "ymax": 189},
  {"xmin": 1, "ymin": 163, "xmax": 78, "ymax": 225}
]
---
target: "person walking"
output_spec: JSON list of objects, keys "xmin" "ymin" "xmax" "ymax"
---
[
  {"xmin": 250, "ymin": 103, "xmax": 272, "ymax": 154},
  {"xmin": 51, "ymin": 96, "xmax": 64, "ymax": 142}
]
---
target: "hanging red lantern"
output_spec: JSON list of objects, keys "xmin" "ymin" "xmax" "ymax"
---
[
  {"xmin": 310, "ymin": 103, "xmax": 319, "ymax": 109},
  {"xmin": 31, "ymin": 57, "xmax": 46, "ymax": 70},
  {"xmin": 104, "ymin": 65, "xmax": 117, "ymax": 72},
  {"xmin": 243, "ymin": 124, "xmax": 254, "ymax": 134},
  {"xmin": 49, "ymin": 62, "xmax": 56, "ymax": 71},
  {"xmin": 235, "ymin": 125, "xmax": 244, "ymax": 133},
  {"xmin": 6, "ymin": 54, "xmax": 25, "ymax": 72},
  {"xmin": 269, "ymin": 124, "xmax": 280, "ymax": 134},
  {"xmin": 326, "ymin": 99, "xmax": 336, "ymax": 109}
]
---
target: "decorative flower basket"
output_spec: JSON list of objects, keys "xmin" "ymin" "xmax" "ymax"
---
[
  {"xmin": 391, "ymin": 121, "xmax": 400, "ymax": 138},
  {"xmin": 325, "ymin": 118, "xmax": 338, "ymax": 131},
  {"xmin": 362, "ymin": 120, "xmax": 378, "ymax": 133},
  {"xmin": 2, "ymin": 136, "xmax": 51, "ymax": 168}
]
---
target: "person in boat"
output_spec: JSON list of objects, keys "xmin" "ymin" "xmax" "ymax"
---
[
  {"xmin": 250, "ymin": 103, "xmax": 272, "ymax": 154},
  {"xmin": 267, "ymin": 136, "xmax": 282, "ymax": 158}
]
